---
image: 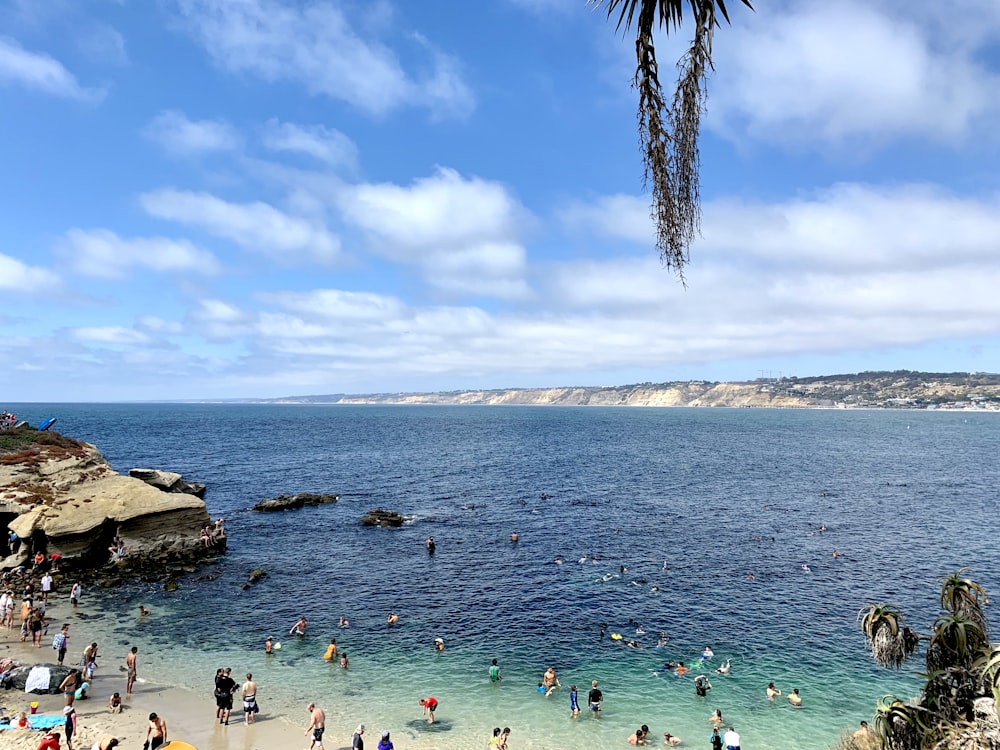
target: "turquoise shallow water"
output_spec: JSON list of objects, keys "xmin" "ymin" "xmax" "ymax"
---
[{"xmin": 11, "ymin": 404, "xmax": 1000, "ymax": 749}]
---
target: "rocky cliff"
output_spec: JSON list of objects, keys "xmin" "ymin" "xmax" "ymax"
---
[
  {"xmin": 0, "ymin": 428, "xmax": 217, "ymax": 575},
  {"xmin": 264, "ymin": 371, "xmax": 1000, "ymax": 410}
]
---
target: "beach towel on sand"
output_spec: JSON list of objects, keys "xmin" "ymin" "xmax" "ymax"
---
[
  {"xmin": 0, "ymin": 713, "xmax": 64, "ymax": 730},
  {"xmin": 24, "ymin": 665, "xmax": 50, "ymax": 693}
]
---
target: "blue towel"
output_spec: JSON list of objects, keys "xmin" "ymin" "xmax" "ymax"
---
[{"xmin": 0, "ymin": 713, "xmax": 65, "ymax": 730}]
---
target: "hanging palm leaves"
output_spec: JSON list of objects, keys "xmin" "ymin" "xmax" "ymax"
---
[{"xmin": 590, "ymin": 0, "xmax": 753, "ymax": 282}]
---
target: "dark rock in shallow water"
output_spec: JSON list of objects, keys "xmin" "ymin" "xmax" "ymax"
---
[
  {"xmin": 252, "ymin": 493, "xmax": 339, "ymax": 512},
  {"xmin": 248, "ymin": 568, "xmax": 267, "ymax": 584},
  {"xmin": 360, "ymin": 508, "xmax": 404, "ymax": 527},
  {"xmin": 6, "ymin": 664, "xmax": 73, "ymax": 693}
]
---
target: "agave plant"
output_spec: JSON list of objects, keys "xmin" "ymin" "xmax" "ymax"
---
[
  {"xmin": 874, "ymin": 696, "xmax": 930, "ymax": 750},
  {"xmin": 939, "ymin": 569, "xmax": 989, "ymax": 635},
  {"xmin": 859, "ymin": 604, "xmax": 920, "ymax": 669},
  {"xmin": 926, "ymin": 611, "xmax": 987, "ymax": 673},
  {"xmin": 973, "ymin": 646, "xmax": 1000, "ymax": 705}
]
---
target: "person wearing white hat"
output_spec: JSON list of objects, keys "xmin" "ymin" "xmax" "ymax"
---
[
  {"xmin": 63, "ymin": 705, "xmax": 77, "ymax": 750},
  {"xmin": 434, "ymin": 638, "xmax": 445, "ymax": 651},
  {"xmin": 352, "ymin": 724, "xmax": 365, "ymax": 750}
]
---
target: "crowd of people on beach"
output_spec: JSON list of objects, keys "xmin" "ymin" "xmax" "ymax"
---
[
  {"xmin": 0, "ymin": 521, "xmax": 840, "ymax": 750},
  {"xmin": 0, "ymin": 411, "xmax": 19, "ymax": 431}
]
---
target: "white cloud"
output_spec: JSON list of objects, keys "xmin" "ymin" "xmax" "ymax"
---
[
  {"xmin": 172, "ymin": 0, "xmax": 474, "ymax": 119},
  {"xmin": 338, "ymin": 168, "xmax": 532, "ymax": 298},
  {"xmin": 145, "ymin": 110, "xmax": 241, "ymax": 155},
  {"xmin": 262, "ymin": 119, "xmax": 358, "ymax": 169},
  {"xmin": 710, "ymin": 1, "xmax": 1000, "ymax": 145},
  {"xmin": 137, "ymin": 316, "xmax": 184, "ymax": 335},
  {"xmin": 140, "ymin": 189, "xmax": 340, "ymax": 263},
  {"xmin": 0, "ymin": 253, "xmax": 59, "ymax": 292},
  {"xmin": 562, "ymin": 185, "xmax": 1000, "ymax": 274},
  {"xmin": 72, "ymin": 326, "xmax": 151, "ymax": 345},
  {"xmin": 58, "ymin": 228, "xmax": 222, "ymax": 279},
  {"xmin": 0, "ymin": 36, "xmax": 103, "ymax": 101},
  {"xmin": 77, "ymin": 24, "xmax": 128, "ymax": 65}
]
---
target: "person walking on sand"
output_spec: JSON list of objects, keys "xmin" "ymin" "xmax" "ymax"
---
[
  {"xmin": 146, "ymin": 712, "xmax": 167, "ymax": 750},
  {"xmin": 63, "ymin": 706, "xmax": 76, "ymax": 750},
  {"xmin": 352, "ymin": 724, "xmax": 365, "ymax": 750},
  {"xmin": 53, "ymin": 623, "xmax": 69, "ymax": 666},
  {"xmin": 419, "ymin": 696, "xmax": 438, "ymax": 723},
  {"xmin": 305, "ymin": 702, "xmax": 326, "ymax": 750},
  {"xmin": 126, "ymin": 646, "xmax": 138, "ymax": 698},
  {"xmin": 242, "ymin": 672, "xmax": 258, "ymax": 725}
]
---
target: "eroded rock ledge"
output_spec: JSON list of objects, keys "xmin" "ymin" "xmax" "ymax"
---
[{"xmin": 0, "ymin": 428, "xmax": 221, "ymax": 577}]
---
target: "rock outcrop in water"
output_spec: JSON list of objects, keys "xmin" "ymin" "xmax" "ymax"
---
[
  {"xmin": 252, "ymin": 492, "xmax": 339, "ymax": 512},
  {"xmin": 360, "ymin": 508, "xmax": 404, "ymax": 527},
  {"xmin": 0, "ymin": 427, "xmax": 220, "ymax": 576}
]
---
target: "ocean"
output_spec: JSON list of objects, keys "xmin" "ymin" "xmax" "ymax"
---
[{"xmin": 9, "ymin": 404, "xmax": 1000, "ymax": 750}]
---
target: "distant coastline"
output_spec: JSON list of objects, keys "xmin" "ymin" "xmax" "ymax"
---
[{"xmin": 242, "ymin": 370, "xmax": 1000, "ymax": 410}]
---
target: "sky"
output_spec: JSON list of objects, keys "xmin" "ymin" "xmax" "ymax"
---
[{"xmin": 3, "ymin": 0, "xmax": 1000, "ymax": 402}]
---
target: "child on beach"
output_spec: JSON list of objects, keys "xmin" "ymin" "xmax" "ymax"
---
[{"xmin": 109, "ymin": 692, "xmax": 123, "ymax": 713}]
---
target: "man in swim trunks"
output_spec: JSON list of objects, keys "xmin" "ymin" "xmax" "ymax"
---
[
  {"xmin": 146, "ymin": 712, "xmax": 167, "ymax": 749},
  {"xmin": 126, "ymin": 646, "xmax": 138, "ymax": 698},
  {"xmin": 289, "ymin": 615, "xmax": 308, "ymax": 636},
  {"xmin": 542, "ymin": 666, "xmax": 559, "ymax": 695},
  {"xmin": 305, "ymin": 702, "xmax": 326, "ymax": 750},
  {"xmin": 242, "ymin": 672, "xmax": 257, "ymax": 725},
  {"xmin": 588, "ymin": 680, "xmax": 603, "ymax": 714}
]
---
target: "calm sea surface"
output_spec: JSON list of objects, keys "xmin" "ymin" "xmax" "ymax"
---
[{"xmin": 10, "ymin": 404, "xmax": 1000, "ymax": 750}]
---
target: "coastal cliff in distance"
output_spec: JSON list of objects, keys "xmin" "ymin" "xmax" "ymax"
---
[{"xmin": 264, "ymin": 370, "xmax": 1000, "ymax": 410}]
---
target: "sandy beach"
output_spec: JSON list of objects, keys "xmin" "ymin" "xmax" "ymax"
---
[{"xmin": 0, "ymin": 620, "xmax": 302, "ymax": 750}]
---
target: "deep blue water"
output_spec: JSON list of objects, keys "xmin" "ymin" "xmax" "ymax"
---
[{"xmin": 8, "ymin": 404, "xmax": 1000, "ymax": 749}]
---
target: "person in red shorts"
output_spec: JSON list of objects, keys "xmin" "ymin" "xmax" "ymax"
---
[
  {"xmin": 36, "ymin": 732, "xmax": 60, "ymax": 750},
  {"xmin": 419, "ymin": 696, "xmax": 438, "ymax": 724}
]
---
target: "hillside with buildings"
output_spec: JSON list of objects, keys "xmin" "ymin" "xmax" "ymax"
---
[{"xmin": 263, "ymin": 371, "xmax": 1000, "ymax": 410}]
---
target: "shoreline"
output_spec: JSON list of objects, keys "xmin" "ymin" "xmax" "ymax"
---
[{"xmin": 0, "ymin": 621, "xmax": 302, "ymax": 750}]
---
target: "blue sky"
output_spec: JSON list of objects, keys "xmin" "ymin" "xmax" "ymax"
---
[{"xmin": 3, "ymin": 0, "xmax": 1000, "ymax": 401}]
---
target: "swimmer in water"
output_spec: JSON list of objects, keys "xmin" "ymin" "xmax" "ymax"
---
[
  {"xmin": 657, "ymin": 633, "xmax": 668, "ymax": 647},
  {"xmin": 702, "ymin": 645, "xmax": 714, "ymax": 660},
  {"xmin": 832, "ymin": 550, "xmax": 841, "ymax": 558},
  {"xmin": 289, "ymin": 615, "xmax": 308, "ymax": 636},
  {"xmin": 138, "ymin": 606, "xmax": 150, "ymax": 616},
  {"xmin": 339, "ymin": 616, "xmax": 350, "ymax": 628},
  {"xmin": 802, "ymin": 564, "xmax": 811, "ymax": 573},
  {"xmin": 675, "ymin": 662, "xmax": 689, "ymax": 675},
  {"xmin": 714, "ymin": 659, "xmax": 731, "ymax": 674}
]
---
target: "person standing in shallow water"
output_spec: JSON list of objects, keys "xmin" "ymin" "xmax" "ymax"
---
[
  {"xmin": 126, "ymin": 646, "xmax": 138, "ymax": 698},
  {"xmin": 425, "ymin": 536, "xmax": 435, "ymax": 554},
  {"xmin": 489, "ymin": 658, "xmax": 502, "ymax": 683}
]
